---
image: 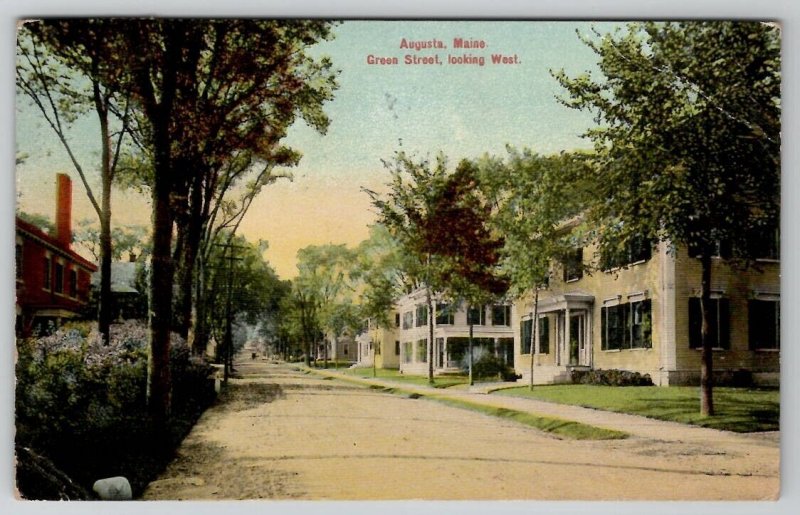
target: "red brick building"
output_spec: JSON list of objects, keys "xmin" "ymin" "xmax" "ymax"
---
[{"xmin": 15, "ymin": 173, "xmax": 97, "ymax": 336}]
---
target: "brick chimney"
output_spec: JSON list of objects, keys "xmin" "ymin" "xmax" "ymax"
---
[{"xmin": 55, "ymin": 173, "xmax": 72, "ymax": 248}]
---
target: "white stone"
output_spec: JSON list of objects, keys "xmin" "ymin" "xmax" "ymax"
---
[{"xmin": 93, "ymin": 476, "xmax": 132, "ymax": 500}]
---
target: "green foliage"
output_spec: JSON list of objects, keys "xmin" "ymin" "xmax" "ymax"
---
[
  {"xmin": 15, "ymin": 321, "xmax": 216, "ymax": 496},
  {"xmin": 570, "ymin": 368, "xmax": 654, "ymax": 387},
  {"xmin": 73, "ymin": 219, "xmax": 149, "ymax": 261},
  {"xmin": 202, "ymin": 233, "xmax": 285, "ymax": 350},
  {"xmin": 477, "ymin": 149, "xmax": 592, "ymax": 297},
  {"xmin": 552, "ymin": 21, "xmax": 780, "ymax": 265},
  {"xmin": 16, "ymin": 210, "xmax": 55, "ymax": 234},
  {"xmin": 471, "ymin": 353, "xmax": 521, "ymax": 382}
]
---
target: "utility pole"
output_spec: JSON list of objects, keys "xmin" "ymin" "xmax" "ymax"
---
[{"xmin": 210, "ymin": 242, "xmax": 245, "ymax": 385}]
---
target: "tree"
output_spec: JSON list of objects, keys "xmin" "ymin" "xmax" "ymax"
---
[
  {"xmin": 17, "ymin": 23, "xmax": 135, "ymax": 345},
  {"xmin": 366, "ymin": 153, "xmax": 507, "ymax": 384},
  {"xmin": 73, "ymin": 220, "xmax": 149, "ymax": 262},
  {"xmin": 553, "ymin": 22, "xmax": 780, "ymax": 415},
  {"xmin": 291, "ymin": 244, "xmax": 358, "ymax": 367},
  {"xmin": 432, "ymin": 160, "xmax": 507, "ymax": 386},
  {"xmin": 350, "ymin": 225, "xmax": 415, "ymax": 376},
  {"xmin": 26, "ymin": 19, "xmax": 338, "ymax": 427},
  {"xmin": 365, "ymin": 152, "xmax": 455, "ymax": 384},
  {"xmin": 201, "ymin": 233, "xmax": 284, "ymax": 369},
  {"xmin": 478, "ymin": 150, "xmax": 590, "ymax": 389}
]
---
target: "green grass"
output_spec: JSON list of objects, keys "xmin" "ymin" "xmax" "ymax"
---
[
  {"xmin": 307, "ymin": 368, "xmax": 628, "ymax": 440},
  {"xmin": 429, "ymin": 396, "xmax": 629, "ymax": 440},
  {"xmin": 339, "ymin": 367, "xmax": 468, "ymax": 389},
  {"xmin": 495, "ymin": 385, "xmax": 779, "ymax": 433}
]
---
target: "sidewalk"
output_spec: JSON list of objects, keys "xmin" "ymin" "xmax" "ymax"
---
[{"xmin": 305, "ymin": 366, "xmax": 779, "ymax": 447}]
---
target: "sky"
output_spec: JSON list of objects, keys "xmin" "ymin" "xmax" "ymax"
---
[{"xmin": 16, "ymin": 20, "xmax": 612, "ymax": 278}]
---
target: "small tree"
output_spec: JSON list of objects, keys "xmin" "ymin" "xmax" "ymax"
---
[
  {"xmin": 478, "ymin": 150, "xmax": 589, "ymax": 389},
  {"xmin": 17, "ymin": 23, "xmax": 135, "ymax": 344},
  {"xmin": 365, "ymin": 153, "xmax": 460, "ymax": 384},
  {"xmin": 553, "ymin": 22, "xmax": 780, "ymax": 414}
]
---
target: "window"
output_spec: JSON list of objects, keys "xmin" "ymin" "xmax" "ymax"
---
[
  {"xmin": 688, "ymin": 298, "xmax": 730, "ymax": 349},
  {"xmin": 521, "ymin": 318, "xmax": 532, "ymax": 354},
  {"xmin": 492, "ymin": 305, "xmax": 511, "ymax": 326},
  {"xmin": 562, "ymin": 248, "xmax": 583, "ymax": 282},
  {"xmin": 601, "ymin": 300, "xmax": 652, "ymax": 350},
  {"xmin": 54, "ymin": 262, "xmax": 64, "ymax": 294},
  {"xmin": 629, "ymin": 300, "xmax": 652, "ymax": 349},
  {"xmin": 436, "ymin": 303, "xmax": 454, "ymax": 325},
  {"xmin": 395, "ymin": 313, "xmax": 401, "ymax": 327},
  {"xmin": 395, "ymin": 340, "xmax": 400, "ymax": 356},
  {"xmin": 415, "ymin": 304, "xmax": 428, "ymax": 327},
  {"xmin": 539, "ymin": 316, "xmax": 550, "ymax": 354},
  {"xmin": 402, "ymin": 311, "xmax": 413, "ymax": 330},
  {"xmin": 416, "ymin": 339, "xmax": 428, "ymax": 363},
  {"xmin": 42, "ymin": 256, "xmax": 51, "ymax": 290},
  {"xmin": 749, "ymin": 300, "xmax": 779, "ymax": 350},
  {"xmin": 601, "ymin": 304, "xmax": 626, "ymax": 350},
  {"xmin": 15, "ymin": 243, "xmax": 23, "ymax": 279},
  {"xmin": 69, "ymin": 270, "xmax": 77, "ymax": 297},
  {"xmin": 753, "ymin": 227, "xmax": 780, "ymax": 260},
  {"xmin": 467, "ymin": 305, "xmax": 486, "ymax": 326},
  {"xmin": 343, "ymin": 344, "xmax": 348, "ymax": 356},
  {"xmin": 601, "ymin": 237, "xmax": 653, "ymax": 270},
  {"xmin": 402, "ymin": 342, "xmax": 413, "ymax": 363}
]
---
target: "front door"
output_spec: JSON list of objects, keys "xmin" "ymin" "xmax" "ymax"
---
[{"xmin": 569, "ymin": 312, "xmax": 586, "ymax": 366}]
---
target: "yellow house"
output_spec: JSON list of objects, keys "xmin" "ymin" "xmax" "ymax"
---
[
  {"xmin": 384, "ymin": 288, "xmax": 515, "ymax": 376},
  {"xmin": 514, "ymin": 234, "xmax": 780, "ymax": 386},
  {"xmin": 355, "ymin": 319, "xmax": 399, "ymax": 369}
]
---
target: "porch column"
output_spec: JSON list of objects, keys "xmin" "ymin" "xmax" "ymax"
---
[{"xmin": 564, "ymin": 307, "xmax": 571, "ymax": 366}]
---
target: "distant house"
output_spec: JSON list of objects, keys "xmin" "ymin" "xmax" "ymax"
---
[
  {"xmin": 15, "ymin": 174, "xmax": 97, "ymax": 336},
  {"xmin": 356, "ymin": 289, "xmax": 514, "ymax": 376},
  {"xmin": 317, "ymin": 328, "xmax": 357, "ymax": 364},
  {"xmin": 90, "ymin": 259, "xmax": 147, "ymax": 321},
  {"xmin": 513, "ymin": 219, "xmax": 780, "ymax": 386},
  {"xmin": 355, "ymin": 318, "xmax": 399, "ymax": 369}
]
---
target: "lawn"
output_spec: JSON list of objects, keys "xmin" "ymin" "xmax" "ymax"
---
[
  {"xmin": 494, "ymin": 385, "xmax": 779, "ymax": 433},
  {"xmin": 339, "ymin": 367, "xmax": 468, "ymax": 388}
]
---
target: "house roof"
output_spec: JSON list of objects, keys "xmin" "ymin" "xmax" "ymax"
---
[
  {"xmin": 91, "ymin": 261, "xmax": 140, "ymax": 294},
  {"xmin": 16, "ymin": 217, "xmax": 97, "ymax": 272}
]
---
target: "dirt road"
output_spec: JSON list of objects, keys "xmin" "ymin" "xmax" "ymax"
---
[{"xmin": 142, "ymin": 360, "xmax": 778, "ymax": 500}]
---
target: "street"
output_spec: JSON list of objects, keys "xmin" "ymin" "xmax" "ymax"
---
[{"xmin": 143, "ymin": 359, "xmax": 779, "ymax": 500}]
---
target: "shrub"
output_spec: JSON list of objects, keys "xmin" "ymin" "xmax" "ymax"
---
[
  {"xmin": 471, "ymin": 354, "xmax": 519, "ymax": 382},
  {"xmin": 570, "ymin": 368, "xmax": 654, "ymax": 386},
  {"xmin": 15, "ymin": 320, "xmax": 215, "ymax": 498}
]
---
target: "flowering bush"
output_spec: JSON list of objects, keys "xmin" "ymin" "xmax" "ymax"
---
[{"xmin": 16, "ymin": 320, "xmax": 215, "ymax": 497}]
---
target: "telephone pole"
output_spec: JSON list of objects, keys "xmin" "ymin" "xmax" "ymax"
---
[{"xmin": 210, "ymin": 242, "xmax": 245, "ymax": 384}]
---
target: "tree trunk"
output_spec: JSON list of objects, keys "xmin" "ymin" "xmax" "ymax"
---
[
  {"xmin": 700, "ymin": 252, "xmax": 714, "ymax": 416},
  {"xmin": 426, "ymin": 287, "xmax": 435, "ymax": 385},
  {"xmin": 148, "ymin": 175, "xmax": 174, "ymax": 430},
  {"xmin": 98, "ymin": 204, "xmax": 112, "ymax": 341},
  {"xmin": 94, "ymin": 86, "xmax": 112, "ymax": 344},
  {"xmin": 529, "ymin": 288, "xmax": 539, "ymax": 391},
  {"xmin": 192, "ymin": 254, "xmax": 208, "ymax": 355},
  {"xmin": 177, "ymin": 173, "xmax": 204, "ymax": 340},
  {"xmin": 468, "ymin": 322, "xmax": 474, "ymax": 386}
]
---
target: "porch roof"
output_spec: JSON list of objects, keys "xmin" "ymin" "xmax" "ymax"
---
[{"xmin": 535, "ymin": 292, "xmax": 595, "ymax": 314}]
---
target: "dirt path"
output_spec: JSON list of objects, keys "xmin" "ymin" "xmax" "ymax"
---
[{"xmin": 142, "ymin": 360, "xmax": 779, "ymax": 500}]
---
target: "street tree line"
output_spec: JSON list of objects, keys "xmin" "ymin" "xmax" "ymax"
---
[
  {"xmin": 290, "ymin": 21, "xmax": 780, "ymax": 415},
  {"xmin": 17, "ymin": 19, "xmax": 339, "ymax": 432}
]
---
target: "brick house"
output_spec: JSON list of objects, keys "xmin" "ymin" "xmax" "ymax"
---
[{"xmin": 15, "ymin": 173, "xmax": 97, "ymax": 336}]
